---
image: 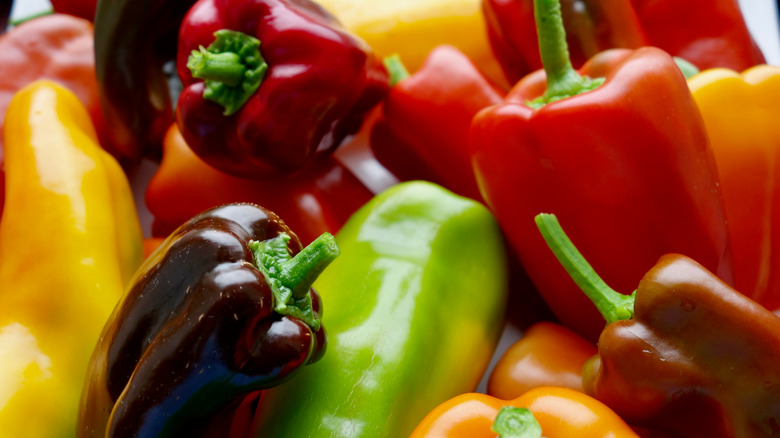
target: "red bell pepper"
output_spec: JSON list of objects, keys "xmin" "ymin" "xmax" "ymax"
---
[
  {"xmin": 175, "ymin": 0, "xmax": 389, "ymax": 178},
  {"xmin": 146, "ymin": 123, "xmax": 374, "ymax": 245},
  {"xmin": 470, "ymin": 0, "xmax": 732, "ymax": 341},
  {"xmin": 484, "ymin": 0, "xmax": 764, "ymax": 84},
  {"xmin": 51, "ymin": 0, "xmax": 98, "ymax": 21},
  {"xmin": 370, "ymin": 45, "xmax": 504, "ymax": 203}
]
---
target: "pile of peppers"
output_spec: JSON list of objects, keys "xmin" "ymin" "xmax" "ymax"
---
[{"xmin": 0, "ymin": 0, "xmax": 779, "ymax": 436}]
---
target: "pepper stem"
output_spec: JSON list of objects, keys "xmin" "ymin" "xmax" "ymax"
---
[
  {"xmin": 383, "ymin": 54, "xmax": 410, "ymax": 87},
  {"xmin": 528, "ymin": 0, "xmax": 604, "ymax": 109},
  {"xmin": 491, "ymin": 407, "xmax": 542, "ymax": 438},
  {"xmin": 534, "ymin": 213, "xmax": 635, "ymax": 323},
  {"xmin": 249, "ymin": 232, "xmax": 340, "ymax": 330},
  {"xmin": 187, "ymin": 29, "xmax": 268, "ymax": 116}
]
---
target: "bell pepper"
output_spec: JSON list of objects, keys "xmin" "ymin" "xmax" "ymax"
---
[
  {"xmin": 484, "ymin": 0, "xmax": 764, "ymax": 84},
  {"xmin": 483, "ymin": 0, "xmax": 646, "ymax": 84},
  {"xmin": 0, "ymin": 13, "xmax": 117, "ymax": 219},
  {"xmin": 51, "ymin": 0, "xmax": 97, "ymax": 21},
  {"xmin": 409, "ymin": 386, "xmax": 639, "ymax": 437},
  {"xmin": 314, "ymin": 0, "xmax": 508, "ymax": 89},
  {"xmin": 0, "ymin": 0, "xmax": 10, "ymax": 31},
  {"xmin": 251, "ymin": 181, "xmax": 509, "ymax": 437},
  {"xmin": 0, "ymin": 80, "xmax": 143, "ymax": 437},
  {"xmin": 146, "ymin": 123, "xmax": 374, "ymax": 245},
  {"xmin": 470, "ymin": 0, "xmax": 732, "ymax": 341},
  {"xmin": 175, "ymin": 0, "xmax": 389, "ymax": 178},
  {"xmin": 487, "ymin": 321, "xmax": 596, "ymax": 400},
  {"xmin": 537, "ymin": 212, "xmax": 780, "ymax": 437},
  {"xmin": 370, "ymin": 45, "xmax": 504, "ymax": 202},
  {"xmin": 78, "ymin": 203, "xmax": 338, "ymax": 438},
  {"xmin": 687, "ymin": 65, "xmax": 780, "ymax": 312},
  {"xmin": 93, "ymin": 0, "xmax": 195, "ymax": 160}
]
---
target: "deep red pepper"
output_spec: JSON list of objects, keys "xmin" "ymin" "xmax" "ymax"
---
[
  {"xmin": 483, "ymin": 0, "xmax": 646, "ymax": 84},
  {"xmin": 369, "ymin": 45, "xmax": 505, "ymax": 203},
  {"xmin": 484, "ymin": 0, "xmax": 764, "ymax": 84},
  {"xmin": 470, "ymin": 0, "xmax": 732, "ymax": 341},
  {"xmin": 175, "ymin": 0, "xmax": 389, "ymax": 178},
  {"xmin": 51, "ymin": 0, "xmax": 98, "ymax": 21},
  {"xmin": 146, "ymin": 123, "xmax": 374, "ymax": 245},
  {"xmin": 536, "ymin": 213, "xmax": 780, "ymax": 437}
]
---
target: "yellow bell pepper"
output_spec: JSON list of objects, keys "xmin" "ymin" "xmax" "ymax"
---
[
  {"xmin": 0, "ymin": 80, "xmax": 143, "ymax": 437},
  {"xmin": 316, "ymin": 0, "xmax": 508, "ymax": 89},
  {"xmin": 688, "ymin": 65, "xmax": 780, "ymax": 312}
]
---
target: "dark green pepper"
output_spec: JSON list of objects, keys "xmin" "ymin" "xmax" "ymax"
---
[{"xmin": 251, "ymin": 181, "xmax": 509, "ymax": 437}]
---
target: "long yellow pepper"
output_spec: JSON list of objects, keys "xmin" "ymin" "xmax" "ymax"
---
[
  {"xmin": 688, "ymin": 66, "xmax": 780, "ymax": 312},
  {"xmin": 0, "ymin": 80, "xmax": 143, "ymax": 437},
  {"xmin": 316, "ymin": 0, "xmax": 507, "ymax": 88}
]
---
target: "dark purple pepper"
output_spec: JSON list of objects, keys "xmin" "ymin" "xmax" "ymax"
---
[{"xmin": 77, "ymin": 203, "xmax": 338, "ymax": 438}]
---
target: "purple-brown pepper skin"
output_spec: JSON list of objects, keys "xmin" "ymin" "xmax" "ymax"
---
[
  {"xmin": 77, "ymin": 203, "xmax": 326, "ymax": 438},
  {"xmin": 584, "ymin": 254, "xmax": 780, "ymax": 437},
  {"xmin": 176, "ymin": 0, "xmax": 389, "ymax": 178}
]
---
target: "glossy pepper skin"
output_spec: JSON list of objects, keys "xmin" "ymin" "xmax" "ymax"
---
[
  {"xmin": 251, "ymin": 181, "xmax": 508, "ymax": 437},
  {"xmin": 146, "ymin": 123, "xmax": 374, "ymax": 244},
  {"xmin": 0, "ymin": 80, "xmax": 144, "ymax": 437},
  {"xmin": 687, "ymin": 66, "xmax": 780, "ymax": 312},
  {"xmin": 370, "ymin": 45, "xmax": 504, "ymax": 202},
  {"xmin": 93, "ymin": 0, "xmax": 195, "ymax": 160},
  {"xmin": 484, "ymin": 0, "xmax": 764, "ymax": 84},
  {"xmin": 470, "ymin": 0, "xmax": 732, "ymax": 341},
  {"xmin": 487, "ymin": 321, "xmax": 596, "ymax": 399},
  {"xmin": 78, "ymin": 203, "xmax": 338, "ymax": 438},
  {"xmin": 483, "ymin": 0, "xmax": 645, "ymax": 84},
  {"xmin": 536, "ymin": 213, "xmax": 780, "ymax": 437},
  {"xmin": 51, "ymin": 0, "xmax": 98, "ymax": 21},
  {"xmin": 410, "ymin": 387, "xmax": 639, "ymax": 438},
  {"xmin": 175, "ymin": 0, "xmax": 390, "ymax": 178}
]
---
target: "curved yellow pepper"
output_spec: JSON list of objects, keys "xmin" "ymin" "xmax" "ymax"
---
[
  {"xmin": 317, "ymin": 0, "xmax": 508, "ymax": 88},
  {"xmin": 688, "ymin": 65, "xmax": 780, "ymax": 311},
  {"xmin": 0, "ymin": 80, "xmax": 143, "ymax": 437}
]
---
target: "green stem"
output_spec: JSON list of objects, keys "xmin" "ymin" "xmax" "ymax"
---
[
  {"xmin": 528, "ymin": 0, "xmax": 604, "ymax": 109},
  {"xmin": 491, "ymin": 407, "xmax": 542, "ymax": 438},
  {"xmin": 249, "ymin": 232, "xmax": 340, "ymax": 330},
  {"xmin": 383, "ymin": 54, "xmax": 410, "ymax": 87},
  {"xmin": 187, "ymin": 29, "xmax": 268, "ymax": 116},
  {"xmin": 534, "ymin": 213, "xmax": 635, "ymax": 323},
  {"xmin": 188, "ymin": 49, "xmax": 247, "ymax": 87}
]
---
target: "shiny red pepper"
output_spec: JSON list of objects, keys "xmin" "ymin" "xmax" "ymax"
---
[
  {"xmin": 51, "ymin": 0, "xmax": 98, "ymax": 21},
  {"xmin": 484, "ymin": 0, "xmax": 764, "ymax": 84},
  {"xmin": 146, "ymin": 124, "xmax": 374, "ymax": 245},
  {"xmin": 175, "ymin": 0, "xmax": 389, "ymax": 178},
  {"xmin": 470, "ymin": 0, "xmax": 732, "ymax": 341},
  {"xmin": 370, "ymin": 45, "xmax": 504, "ymax": 203}
]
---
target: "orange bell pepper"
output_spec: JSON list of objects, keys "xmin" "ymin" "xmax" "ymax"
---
[
  {"xmin": 487, "ymin": 322, "xmax": 596, "ymax": 399},
  {"xmin": 687, "ymin": 65, "xmax": 780, "ymax": 311},
  {"xmin": 410, "ymin": 386, "xmax": 639, "ymax": 437}
]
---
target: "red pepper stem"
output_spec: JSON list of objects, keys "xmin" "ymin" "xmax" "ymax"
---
[
  {"xmin": 249, "ymin": 232, "xmax": 340, "ymax": 330},
  {"xmin": 491, "ymin": 407, "xmax": 542, "ymax": 438},
  {"xmin": 530, "ymin": 0, "xmax": 604, "ymax": 108},
  {"xmin": 534, "ymin": 213, "xmax": 635, "ymax": 324}
]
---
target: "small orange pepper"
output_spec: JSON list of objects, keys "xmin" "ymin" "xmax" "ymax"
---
[
  {"xmin": 488, "ymin": 322, "xmax": 596, "ymax": 399},
  {"xmin": 410, "ymin": 386, "xmax": 639, "ymax": 438}
]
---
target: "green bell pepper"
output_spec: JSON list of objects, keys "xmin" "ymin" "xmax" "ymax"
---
[{"xmin": 251, "ymin": 180, "xmax": 509, "ymax": 437}]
